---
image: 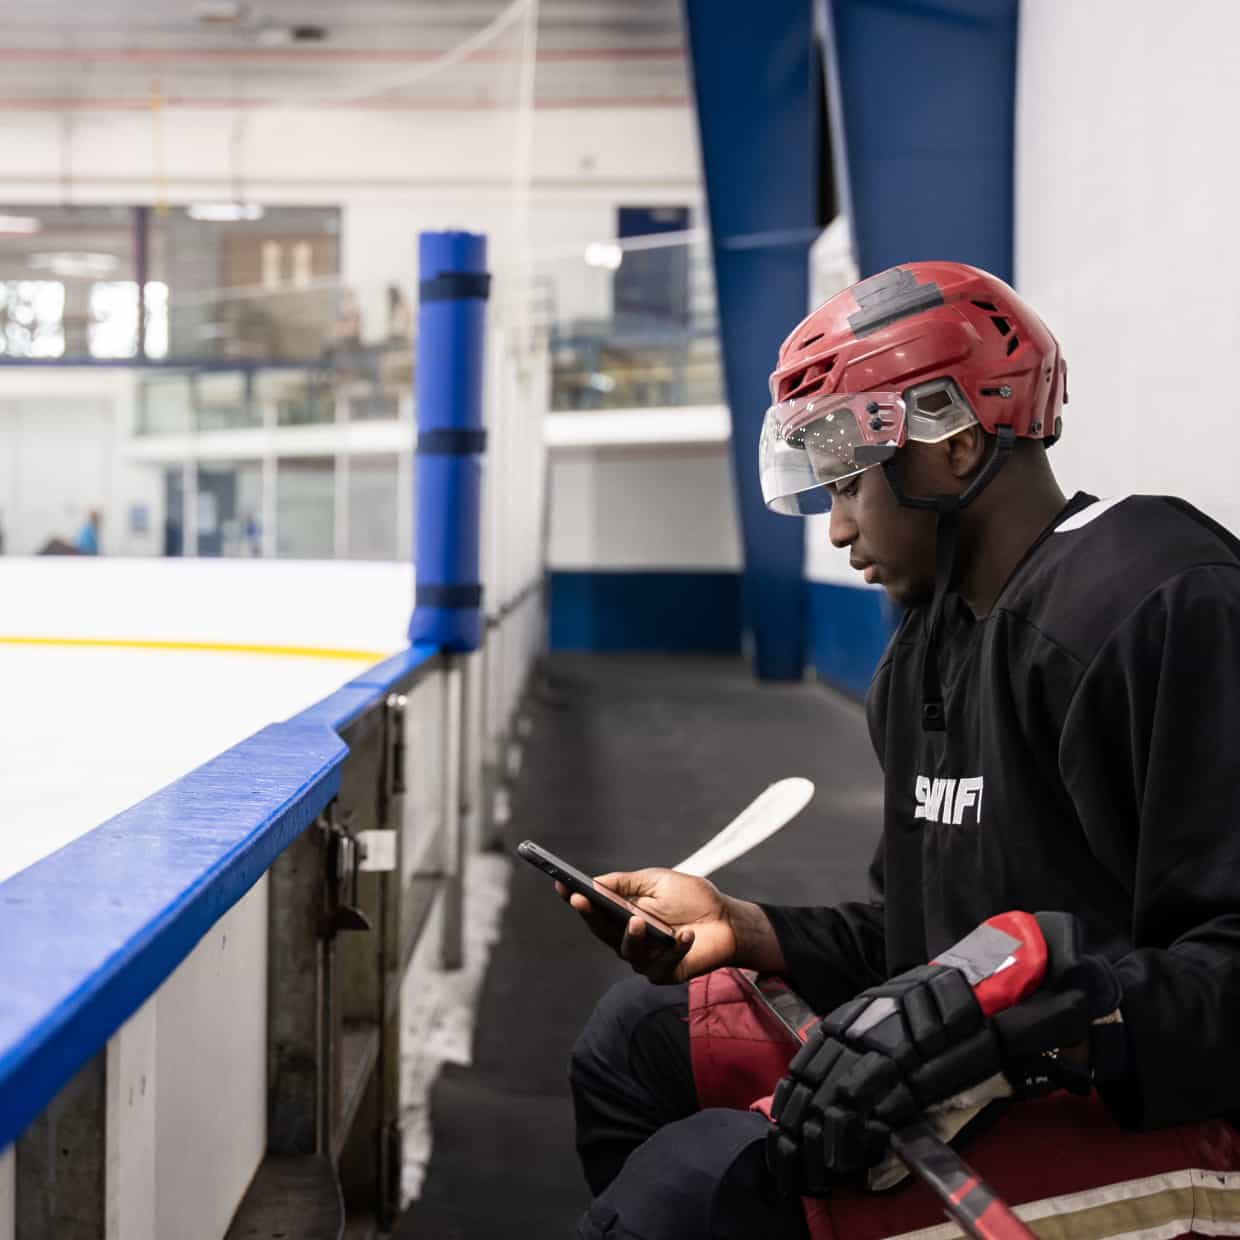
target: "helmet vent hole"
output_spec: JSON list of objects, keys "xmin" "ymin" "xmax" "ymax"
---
[
  {"xmin": 779, "ymin": 356, "xmax": 835, "ymax": 401},
  {"xmin": 1006, "ymin": 335, "xmax": 1020, "ymax": 356},
  {"xmin": 916, "ymin": 389, "xmax": 954, "ymax": 414},
  {"xmin": 799, "ymin": 332, "xmax": 825, "ymax": 350},
  {"xmin": 990, "ymin": 315, "xmax": 1012, "ymax": 337},
  {"xmin": 972, "ymin": 299, "xmax": 998, "ymax": 311}
]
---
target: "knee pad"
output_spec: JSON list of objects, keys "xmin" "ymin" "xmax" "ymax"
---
[
  {"xmin": 570, "ymin": 976, "xmax": 688, "ymax": 1089},
  {"xmin": 579, "ymin": 1110, "xmax": 784, "ymax": 1240}
]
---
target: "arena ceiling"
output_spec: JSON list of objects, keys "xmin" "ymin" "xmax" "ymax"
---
[{"xmin": 0, "ymin": 0, "xmax": 689, "ymax": 111}]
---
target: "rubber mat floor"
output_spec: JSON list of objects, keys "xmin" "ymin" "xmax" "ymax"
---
[{"xmin": 394, "ymin": 653, "xmax": 883, "ymax": 1238}]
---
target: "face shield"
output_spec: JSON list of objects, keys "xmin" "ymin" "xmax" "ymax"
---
[
  {"xmin": 759, "ymin": 391, "xmax": 904, "ymax": 515},
  {"xmin": 758, "ymin": 378, "xmax": 978, "ymax": 515}
]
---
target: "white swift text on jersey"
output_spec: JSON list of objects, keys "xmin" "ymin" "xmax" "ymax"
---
[{"xmin": 914, "ymin": 775, "xmax": 984, "ymax": 826}]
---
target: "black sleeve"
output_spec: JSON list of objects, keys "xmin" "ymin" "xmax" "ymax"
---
[
  {"xmin": 756, "ymin": 652, "xmax": 895, "ymax": 1014},
  {"xmin": 757, "ymin": 849, "xmax": 887, "ymax": 1013},
  {"xmin": 1059, "ymin": 565, "xmax": 1240, "ymax": 1129}
]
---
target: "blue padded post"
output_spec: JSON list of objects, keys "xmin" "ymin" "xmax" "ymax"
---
[{"xmin": 408, "ymin": 230, "xmax": 489, "ymax": 652}]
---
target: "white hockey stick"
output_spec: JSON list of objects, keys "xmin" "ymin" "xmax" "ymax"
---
[{"xmin": 673, "ymin": 777, "xmax": 815, "ymax": 878}]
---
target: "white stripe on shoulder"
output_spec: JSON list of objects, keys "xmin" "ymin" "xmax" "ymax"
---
[{"xmin": 1055, "ymin": 495, "xmax": 1132, "ymax": 534}]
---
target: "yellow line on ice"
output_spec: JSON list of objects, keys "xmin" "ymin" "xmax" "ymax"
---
[{"xmin": 0, "ymin": 636, "xmax": 388, "ymax": 663}]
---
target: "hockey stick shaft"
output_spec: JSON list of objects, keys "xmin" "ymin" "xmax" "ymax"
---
[
  {"xmin": 889, "ymin": 1122, "xmax": 1035, "ymax": 1240},
  {"xmin": 735, "ymin": 971, "xmax": 1033, "ymax": 1240}
]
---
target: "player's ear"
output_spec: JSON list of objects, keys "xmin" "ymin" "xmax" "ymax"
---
[{"xmin": 944, "ymin": 424, "xmax": 986, "ymax": 481}]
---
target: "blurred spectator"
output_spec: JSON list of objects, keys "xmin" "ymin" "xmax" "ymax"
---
[
  {"xmin": 386, "ymin": 284, "xmax": 412, "ymax": 343},
  {"xmin": 74, "ymin": 509, "xmax": 102, "ymax": 556},
  {"xmin": 39, "ymin": 537, "xmax": 80, "ymax": 556},
  {"xmin": 244, "ymin": 511, "xmax": 262, "ymax": 557},
  {"xmin": 333, "ymin": 289, "xmax": 362, "ymax": 348}
]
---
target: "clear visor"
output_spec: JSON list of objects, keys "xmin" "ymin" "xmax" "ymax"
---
[
  {"xmin": 758, "ymin": 378, "xmax": 979, "ymax": 515},
  {"xmin": 759, "ymin": 391, "xmax": 905, "ymax": 515}
]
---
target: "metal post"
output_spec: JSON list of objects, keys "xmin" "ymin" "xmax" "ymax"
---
[
  {"xmin": 133, "ymin": 205, "xmax": 149, "ymax": 361},
  {"xmin": 440, "ymin": 657, "xmax": 465, "ymax": 969},
  {"xmin": 461, "ymin": 651, "xmax": 484, "ymax": 858},
  {"xmin": 15, "ymin": 1053, "xmax": 106, "ymax": 1239}
]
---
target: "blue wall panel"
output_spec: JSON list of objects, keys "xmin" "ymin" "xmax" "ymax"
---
[
  {"xmin": 828, "ymin": 0, "xmax": 1020, "ymax": 281},
  {"xmin": 800, "ymin": 0, "xmax": 1017, "ymax": 699},
  {"xmin": 806, "ymin": 580, "xmax": 899, "ymax": 699},
  {"xmin": 683, "ymin": 0, "xmax": 816, "ymax": 681},
  {"xmin": 550, "ymin": 570, "xmax": 741, "ymax": 654}
]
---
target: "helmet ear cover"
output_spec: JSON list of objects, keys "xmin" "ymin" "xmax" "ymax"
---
[{"xmin": 880, "ymin": 424, "xmax": 1016, "ymax": 515}]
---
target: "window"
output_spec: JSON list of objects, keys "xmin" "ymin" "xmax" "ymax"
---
[
  {"xmin": 276, "ymin": 457, "xmax": 335, "ymax": 559},
  {"xmin": 88, "ymin": 281, "xmax": 169, "ymax": 359},
  {"xmin": 0, "ymin": 281, "xmax": 65, "ymax": 357}
]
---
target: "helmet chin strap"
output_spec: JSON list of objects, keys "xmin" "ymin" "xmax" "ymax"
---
[{"xmin": 879, "ymin": 425, "xmax": 1016, "ymax": 732}]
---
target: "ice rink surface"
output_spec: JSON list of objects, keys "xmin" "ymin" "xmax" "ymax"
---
[{"xmin": 0, "ymin": 557, "xmax": 415, "ymax": 884}]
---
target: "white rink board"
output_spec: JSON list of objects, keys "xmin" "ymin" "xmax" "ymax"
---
[
  {"xmin": 0, "ymin": 558, "xmax": 414, "ymax": 885},
  {"xmin": 154, "ymin": 880, "xmax": 268, "ymax": 1240}
]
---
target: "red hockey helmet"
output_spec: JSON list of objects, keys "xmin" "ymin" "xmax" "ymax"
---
[{"xmin": 759, "ymin": 262, "xmax": 1067, "ymax": 515}]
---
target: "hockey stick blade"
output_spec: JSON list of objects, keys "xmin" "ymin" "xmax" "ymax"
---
[{"xmin": 673, "ymin": 777, "xmax": 815, "ymax": 878}]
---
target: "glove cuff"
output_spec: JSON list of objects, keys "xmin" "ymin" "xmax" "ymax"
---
[
  {"xmin": 1089, "ymin": 1011, "xmax": 1130, "ymax": 1085},
  {"xmin": 1079, "ymin": 954, "xmax": 1123, "ymax": 1021}
]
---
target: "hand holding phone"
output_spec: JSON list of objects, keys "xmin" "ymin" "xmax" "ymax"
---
[{"xmin": 517, "ymin": 840, "xmax": 678, "ymax": 947}]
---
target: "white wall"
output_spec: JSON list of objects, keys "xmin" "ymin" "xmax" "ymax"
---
[
  {"xmin": 0, "ymin": 371, "xmax": 163, "ymax": 558},
  {"xmin": 0, "ymin": 107, "xmax": 699, "ymax": 205},
  {"xmin": 1017, "ymin": 1, "xmax": 1240, "ymax": 533},
  {"xmin": 547, "ymin": 441, "xmax": 741, "ymax": 572}
]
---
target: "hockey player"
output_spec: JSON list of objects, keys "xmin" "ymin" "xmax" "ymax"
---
[{"xmin": 561, "ymin": 262, "xmax": 1240, "ymax": 1239}]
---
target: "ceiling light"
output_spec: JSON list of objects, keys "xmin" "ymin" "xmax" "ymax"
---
[
  {"xmin": 28, "ymin": 251, "xmax": 119, "ymax": 279},
  {"xmin": 187, "ymin": 201, "xmax": 265, "ymax": 222},
  {"xmin": 256, "ymin": 22, "xmax": 328, "ymax": 45},
  {"xmin": 194, "ymin": 1, "xmax": 248, "ymax": 25},
  {"xmin": 584, "ymin": 242, "xmax": 623, "ymax": 271},
  {"xmin": 0, "ymin": 214, "xmax": 41, "ymax": 236}
]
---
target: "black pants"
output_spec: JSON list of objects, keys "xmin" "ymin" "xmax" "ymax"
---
[{"xmin": 569, "ymin": 977, "xmax": 810, "ymax": 1240}]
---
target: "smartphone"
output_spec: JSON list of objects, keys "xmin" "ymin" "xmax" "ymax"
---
[{"xmin": 517, "ymin": 840, "xmax": 678, "ymax": 947}]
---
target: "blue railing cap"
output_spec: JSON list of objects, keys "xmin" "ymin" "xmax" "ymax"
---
[{"xmin": 0, "ymin": 642, "xmax": 440, "ymax": 1151}]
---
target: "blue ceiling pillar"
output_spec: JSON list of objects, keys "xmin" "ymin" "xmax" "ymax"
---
[
  {"xmin": 824, "ymin": 0, "xmax": 1020, "ymax": 281},
  {"xmin": 683, "ymin": 0, "xmax": 819, "ymax": 682}
]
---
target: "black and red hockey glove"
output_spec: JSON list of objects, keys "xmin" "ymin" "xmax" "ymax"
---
[{"xmin": 766, "ymin": 911, "xmax": 1122, "ymax": 1197}]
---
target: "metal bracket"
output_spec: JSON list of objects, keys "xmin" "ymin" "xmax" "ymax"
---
[
  {"xmin": 386, "ymin": 692, "xmax": 408, "ymax": 799},
  {"xmin": 319, "ymin": 805, "xmax": 372, "ymax": 937},
  {"xmin": 357, "ymin": 830, "xmax": 397, "ymax": 873}
]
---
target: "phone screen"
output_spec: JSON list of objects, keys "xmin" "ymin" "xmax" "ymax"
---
[{"xmin": 517, "ymin": 840, "xmax": 677, "ymax": 945}]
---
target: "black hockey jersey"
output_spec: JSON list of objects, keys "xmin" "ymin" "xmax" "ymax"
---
[{"xmin": 763, "ymin": 493, "xmax": 1240, "ymax": 1129}]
